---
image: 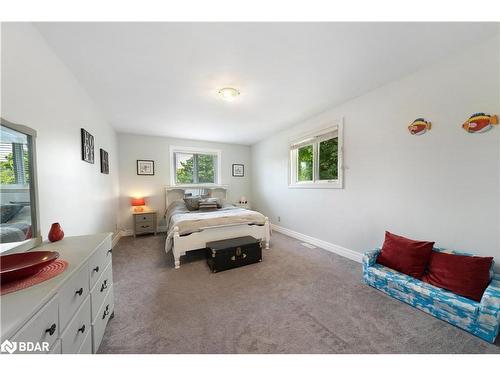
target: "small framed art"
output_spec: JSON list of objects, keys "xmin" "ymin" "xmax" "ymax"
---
[
  {"xmin": 100, "ymin": 149, "xmax": 109, "ymax": 174},
  {"xmin": 232, "ymin": 164, "xmax": 244, "ymax": 177},
  {"xmin": 137, "ymin": 160, "xmax": 155, "ymax": 175},
  {"xmin": 81, "ymin": 128, "xmax": 94, "ymax": 163}
]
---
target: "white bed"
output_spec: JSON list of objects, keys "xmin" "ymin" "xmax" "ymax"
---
[{"xmin": 164, "ymin": 186, "xmax": 270, "ymax": 269}]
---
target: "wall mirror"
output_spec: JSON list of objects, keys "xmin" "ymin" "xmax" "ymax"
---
[{"xmin": 0, "ymin": 118, "xmax": 41, "ymax": 253}]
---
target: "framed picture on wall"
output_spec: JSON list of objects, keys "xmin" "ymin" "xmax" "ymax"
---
[
  {"xmin": 232, "ymin": 164, "xmax": 244, "ymax": 177},
  {"xmin": 81, "ymin": 128, "xmax": 94, "ymax": 163},
  {"xmin": 100, "ymin": 149, "xmax": 109, "ymax": 174},
  {"xmin": 137, "ymin": 160, "xmax": 155, "ymax": 175}
]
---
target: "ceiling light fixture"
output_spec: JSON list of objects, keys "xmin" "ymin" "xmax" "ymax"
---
[{"xmin": 218, "ymin": 87, "xmax": 240, "ymax": 102}]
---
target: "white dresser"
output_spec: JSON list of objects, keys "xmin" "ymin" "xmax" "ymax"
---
[{"xmin": 0, "ymin": 233, "xmax": 114, "ymax": 354}]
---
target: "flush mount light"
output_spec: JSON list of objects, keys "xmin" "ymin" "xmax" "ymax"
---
[{"xmin": 218, "ymin": 87, "xmax": 240, "ymax": 102}]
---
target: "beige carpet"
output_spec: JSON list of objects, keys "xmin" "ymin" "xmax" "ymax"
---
[{"xmin": 98, "ymin": 232, "xmax": 500, "ymax": 354}]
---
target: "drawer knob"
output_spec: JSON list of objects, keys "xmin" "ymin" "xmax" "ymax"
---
[
  {"xmin": 102, "ymin": 304, "xmax": 110, "ymax": 319},
  {"xmin": 45, "ymin": 323, "xmax": 56, "ymax": 336},
  {"xmin": 100, "ymin": 280, "xmax": 108, "ymax": 292},
  {"xmin": 75, "ymin": 287, "xmax": 83, "ymax": 296},
  {"xmin": 107, "ymin": 249, "xmax": 112, "ymax": 255},
  {"xmin": 78, "ymin": 324, "xmax": 86, "ymax": 334},
  {"xmin": 93, "ymin": 266, "xmax": 99, "ymax": 273}
]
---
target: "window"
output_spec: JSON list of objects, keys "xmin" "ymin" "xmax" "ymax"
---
[
  {"xmin": 170, "ymin": 147, "xmax": 221, "ymax": 186},
  {"xmin": 1, "ymin": 119, "xmax": 41, "ymax": 252},
  {"xmin": 289, "ymin": 122, "xmax": 343, "ymax": 188},
  {"xmin": 297, "ymin": 144, "xmax": 313, "ymax": 182}
]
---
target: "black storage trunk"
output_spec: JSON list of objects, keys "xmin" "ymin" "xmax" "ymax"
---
[{"xmin": 206, "ymin": 236, "xmax": 262, "ymax": 273}]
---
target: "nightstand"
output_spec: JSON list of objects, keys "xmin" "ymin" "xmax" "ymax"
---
[
  {"xmin": 133, "ymin": 210, "xmax": 157, "ymax": 237},
  {"xmin": 234, "ymin": 202, "xmax": 251, "ymax": 210}
]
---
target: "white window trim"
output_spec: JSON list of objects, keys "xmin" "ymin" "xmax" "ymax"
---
[
  {"xmin": 0, "ymin": 184, "xmax": 30, "ymax": 191},
  {"xmin": 169, "ymin": 145, "xmax": 222, "ymax": 186},
  {"xmin": 288, "ymin": 119, "xmax": 343, "ymax": 189}
]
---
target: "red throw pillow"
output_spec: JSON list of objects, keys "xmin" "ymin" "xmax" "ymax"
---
[
  {"xmin": 422, "ymin": 252, "xmax": 493, "ymax": 302},
  {"xmin": 376, "ymin": 231, "xmax": 434, "ymax": 279}
]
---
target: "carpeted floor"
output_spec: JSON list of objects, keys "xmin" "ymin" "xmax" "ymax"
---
[{"xmin": 98, "ymin": 232, "xmax": 500, "ymax": 354}]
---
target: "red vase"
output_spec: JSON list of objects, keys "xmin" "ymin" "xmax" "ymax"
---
[{"xmin": 48, "ymin": 223, "xmax": 64, "ymax": 242}]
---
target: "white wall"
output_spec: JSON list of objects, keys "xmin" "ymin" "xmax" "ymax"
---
[
  {"xmin": 252, "ymin": 36, "xmax": 500, "ymax": 268},
  {"xmin": 1, "ymin": 23, "xmax": 119, "ymax": 238},
  {"xmin": 498, "ymin": 33, "xmax": 500, "ymax": 269},
  {"xmin": 117, "ymin": 133, "xmax": 251, "ymax": 232}
]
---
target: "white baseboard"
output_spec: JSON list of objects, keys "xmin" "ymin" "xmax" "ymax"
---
[
  {"xmin": 120, "ymin": 226, "xmax": 168, "ymax": 238},
  {"xmin": 112, "ymin": 231, "xmax": 122, "ymax": 248},
  {"xmin": 121, "ymin": 229, "xmax": 133, "ymax": 237},
  {"xmin": 271, "ymin": 224, "xmax": 362, "ymax": 263}
]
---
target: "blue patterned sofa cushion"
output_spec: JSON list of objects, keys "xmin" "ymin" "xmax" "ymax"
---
[{"xmin": 363, "ymin": 248, "xmax": 500, "ymax": 343}]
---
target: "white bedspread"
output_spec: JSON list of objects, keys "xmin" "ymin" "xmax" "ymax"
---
[{"xmin": 166, "ymin": 201, "xmax": 266, "ymax": 237}]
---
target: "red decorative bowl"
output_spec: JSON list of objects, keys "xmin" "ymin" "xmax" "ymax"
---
[{"xmin": 0, "ymin": 251, "xmax": 59, "ymax": 284}]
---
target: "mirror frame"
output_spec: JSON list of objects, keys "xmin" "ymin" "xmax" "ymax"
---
[{"xmin": 0, "ymin": 117, "xmax": 42, "ymax": 253}]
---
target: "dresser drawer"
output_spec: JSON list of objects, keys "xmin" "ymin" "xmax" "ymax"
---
[
  {"xmin": 78, "ymin": 330, "xmax": 92, "ymax": 354},
  {"xmin": 59, "ymin": 262, "xmax": 89, "ymax": 331},
  {"xmin": 88, "ymin": 239, "xmax": 112, "ymax": 290},
  {"xmin": 11, "ymin": 294, "xmax": 59, "ymax": 351},
  {"xmin": 48, "ymin": 339, "xmax": 62, "ymax": 354},
  {"xmin": 91, "ymin": 262, "xmax": 113, "ymax": 321},
  {"xmin": 135, "ymin": 214, "xmax": 153, "ymax": 223},
  {"xmin": 92, "ymin": 285, "xmax": 114, "ymax": 353},
  {"xmin": 60, "ymin": 295, "xmax": 91, "ymax": 354},
  {"xmin": 135, "ymin": 222, "xmax": 154, "ymax": 232}
]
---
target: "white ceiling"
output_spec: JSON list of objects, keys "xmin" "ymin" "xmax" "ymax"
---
[{"xmin": 34, "ymin": 22, "xmax": 498, "ymax": 145}]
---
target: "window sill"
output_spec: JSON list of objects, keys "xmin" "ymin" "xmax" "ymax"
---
[
  {"xmin": 1, "ymin": 184, "xmax": 30, "ymax": 192},
  {"xmin": 288, "ymin": 182, "xmax": 343, "ymax": 189},
  {"xmin": 167, "ymin": 183, "xmax": 227, "ymax": 189}
]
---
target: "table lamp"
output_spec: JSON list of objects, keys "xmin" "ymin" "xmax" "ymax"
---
[{"xmin": 132, "ymin": 197, "xmax": 145, "ymax": 212}]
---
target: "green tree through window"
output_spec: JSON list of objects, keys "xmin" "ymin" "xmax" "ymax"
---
[
  {"xmin": 197, "ymin": 154, "xmax": 215, "ymax": 183},
  {"xmin": 175, "ymin": 152, "xmax": 216, "ymax": 184},
  {"xmin": 0, "ymin": 149, "xmax": 30, "ymax": 185},
  {"xmin": 176, "ymin": 154, "xmax": 194, "ymax": 184},
  {"xmin": 319, "ymin": 138, "xmax": 338, "ymax": 180},
  {"xmin": 297, "ymin": 145, "xmax": 313, "ymax": 181}
]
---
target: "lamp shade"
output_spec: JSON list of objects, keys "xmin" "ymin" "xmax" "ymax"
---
[{"xmin": 131, "ymin": 198, "xmax": 145, "ymax": 206}]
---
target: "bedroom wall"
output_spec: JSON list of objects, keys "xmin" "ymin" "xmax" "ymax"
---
[
  {"xmin": 116, "ymin": 133, "xmax": 251, "ymax": 232},
  {"xmin": 251, "ymin": 35, "xmax": 500, "ymax": 268},
  {"xmin": 1, "ymin": 23, "xmax": 120, "ymax": 239}
]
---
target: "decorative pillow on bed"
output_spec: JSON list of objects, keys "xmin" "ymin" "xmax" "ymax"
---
[
  {"xmin": 1, "ymin": 205, "xmax": 24, "ymax": 223},
  {"xmin": 183, "ymin": 197, "xmax": 201, "ymax": 211},
  {"xmin": 199, "ymin": 198, "xmax": 219, "ymax": 211}
]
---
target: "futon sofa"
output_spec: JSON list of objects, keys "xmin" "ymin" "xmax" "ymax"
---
[{"xmin": 363, "ymin": 247, "xmax": 500, "ymax": 343}]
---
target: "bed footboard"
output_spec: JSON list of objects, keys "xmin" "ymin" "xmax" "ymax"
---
[{"xmin": 167, "ymin": 217, "xmax": 270, "ymax": 269}]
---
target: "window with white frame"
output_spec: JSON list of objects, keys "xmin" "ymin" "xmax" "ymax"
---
[
  {"xmin": 289, "ymin": 122, "xmax": 343, "ymax": 188},
  {"xmin": 170, "ymin": 147, "xmax": 221, "ymax": 185}
]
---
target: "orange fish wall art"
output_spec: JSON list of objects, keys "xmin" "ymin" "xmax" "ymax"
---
[
  {"xmin": 462, "ymin": 113, "xmax": 498, "ymax": 133},
  {"xmin": 408, "ymin": 118, "xmax": 432, "ymax": 135}
]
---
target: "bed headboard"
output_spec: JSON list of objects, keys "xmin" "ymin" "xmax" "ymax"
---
[{"xmin": 165, "ymin": 185, "xmax": 228, "ymax": 211}]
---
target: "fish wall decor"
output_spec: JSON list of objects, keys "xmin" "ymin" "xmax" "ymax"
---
[
  {"xmin": 408, "ymin": 118, "xmax": 432, "ymax": 135},
  {"xmin": 462, "ymin": 113, "xmax": 498, "ymax": 133}
]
